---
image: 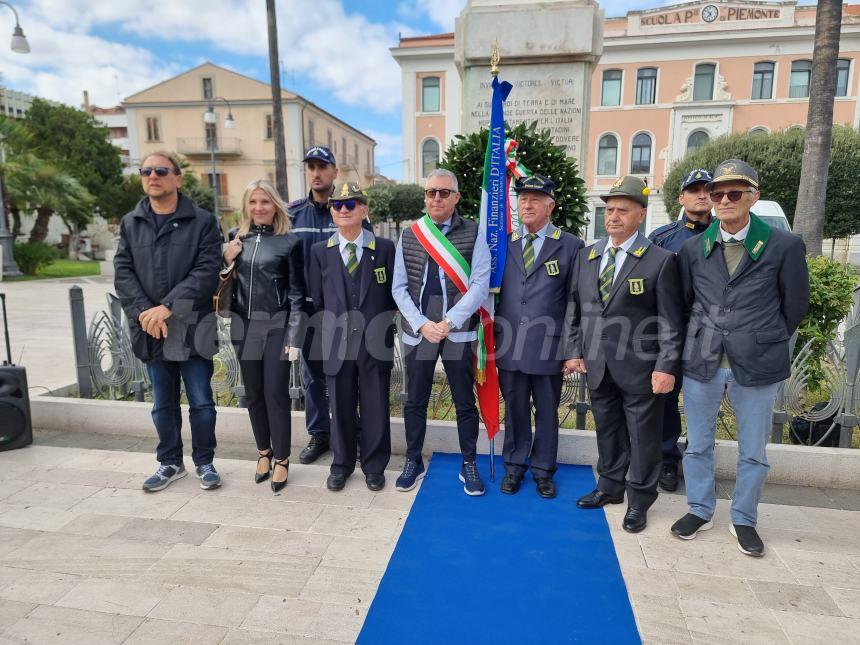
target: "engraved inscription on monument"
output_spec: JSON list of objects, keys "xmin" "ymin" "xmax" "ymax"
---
[{"xmin": 462, "ymin": 63, "xmax": 587, "ymax": 162}]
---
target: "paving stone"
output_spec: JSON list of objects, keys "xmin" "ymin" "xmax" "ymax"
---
[
  {"xmin": 1, "ymin": 605, "xmax": 142, "ymax": 644},
  {"xmin": 630, "ymin": 593, "xmax": 692, "ymax": 644},
  {"xmin": 58, "ymin": 513, "xmax": 132, "ymax": 538},
  {"xmin": 149, "ymin": 585, "xmax": 260, "ymax": 628},
  {"xmin": 0, "ymin": 565, "xmax": 24, "ymax": 590},
  {"xmin": 299, "ymin": 565, "xmax": 381, "ymax": 606},
  {"xmin": 0, "ymin": 569, "xmax": 82, "ymax": 605},
  {"xmin": 4, "ymin": 481, "xmax": 101, "ymax": 510},
  {"xmin": 200, "ymin": 525, "xmax": 283, "ymax": 551},
  {"xmin": 772, "ymin": 609, "xmax": 860, "ymax": 644},
  {"xmin": 0, "ymin": 599, "xmax": 35, "ymax": 629},
  {"xmin": 306, "ymin": 601, "xmax": 366, "ymax": 643},
  {"xmin": 758, "ymin": 484, "xmax": 845, "ymax": 510},
  {"xmin": 142, "ymin": 544, "xmax": 317, "ymax": 596},
  {"xmin": 124, "ymin": 618, "xmax": 228, "ymax": 645},
  {"xmin": 320, "ymin": 536, "xmax": 395, "ymax": 572},
  {"xmin": 621, "ymin": 566, "xmax": 678, "ymax": 598},
  {"xmin": 0, "ymin": 502, "xmax": 80, "ymax": 532},
  {"xmin": 673, "ymin": 572, "xmax": 757, "ymax": 606},
  {"xmin": 266, "ymin": 531, "xmax": 335, "ymax": 558},
  {"xmin": 55, "ymin": 577, "xmax": 170, "ymax": 616},
  {"xmin": 368, "ymin": 491, "xmax": 418, "ymax": 511},
  {"xmin": 0, "ymin": 479, "xmax": 32, "ymax": 501},
  {"xmin": 34, "ymin": 467, "xmax": 145, "ymax": 489},
  {"xmin": 170, "ymin": 494, "xmax": 323, "ymax": 532},
  {"xmin": 774, "ymin": 547, "xmax": 860, "ymax": 589},
  {"xmin": 822, "ymin": 488, "xmax": 860, "ymax": 511},
  {"xmin": 69, "ymin": 487, "xmax": 190, "ymax": 520},
  {"xmin": 679, "ymin": 598, "xmax": 789, "ymax": 644},
  {"xmin": 0, "ymin": 527, "xmax": 41, "ymax": 558},
  {"xmin": 749, "ymin": 581, "xmax": 843, "ymax": 616},
  {"xmin": 110, "ymin": 517, "xmax": 217, "ymax": 545},
  {"xmin": 240, "ymin": 595, "xmax": 320, "ymax": 635},
  {"xmin": 825, "ymin": 587, "xmax": 860, "ymax": 618},
  {"xmin": 222, "ymin": 629, "xmax": 343, "ymax": 644},
  {"xmin": 309, "ymin": 505, "xmax": 405, "ymax": 541},
  {"xmin": 757, "ymin": 526, "xmax": 860, "ymax": 557}
]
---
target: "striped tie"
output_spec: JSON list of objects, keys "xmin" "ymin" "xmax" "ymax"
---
[
  {"xmin": 599, "ymin": 246, "xmax": 619, "ymax": 303},
  {"xmin": 523, "ymin": 233, "xmax": 537, "ymax": 271},
  {"xmin": 345, "ymin": 242, "xmax": 359, "ymax": 276}
]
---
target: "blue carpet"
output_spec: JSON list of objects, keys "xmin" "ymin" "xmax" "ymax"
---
[{"xmin": 358, "ymin": 453, "xmax": 640, "ymax": 644}]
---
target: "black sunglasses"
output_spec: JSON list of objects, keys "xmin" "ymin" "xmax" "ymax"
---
[
  {"xmin": 710, "ymin": 189, "xmax": 755, "ymax": 203},
  {"xmin": 425, "ymin": 188, "xmax": 455, "ymax": 199},
  {"xmin": 331, "ymin": 199, "xmax": 358, "ymax": 211},
  {"xmin": 139, "ymin": 166, "xmax": 178, "ymax": 177}
]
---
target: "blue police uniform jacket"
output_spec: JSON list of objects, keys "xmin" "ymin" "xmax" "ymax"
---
[
  {"xmin": 648, "ymin": 210, "xmax": 713, "ymax": 253},
  {"xmin": 287, "ymin": 192, "xmax": 338, "ymax": 291}
]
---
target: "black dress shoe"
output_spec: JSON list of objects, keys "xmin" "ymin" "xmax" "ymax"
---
[
  {"xmin": 365, "ymin": 473, "xmax": 385, "ymax": 491},
  {"xmin": 730, "ymin": 524, "xmax": 764, "ymax": 557},
  {"xmin": 577, "ymin": 489, "xmax": 624, "ymax": 509},
  {"xmin": 326, "ymin": 473, "xmax": 347, "ymax": 491},
  {"xmin": 300, "ymin": 436, "xmax": 330, "ymax": 464},
  {"xmin": 535, "ymin": 477, "xmax": 556, "ymax": 499},
  {"xmin": 622, "ymin": 506, "xmax": 648, "ymax": 533},
  {"xmin": 658, "ymin": 464, "xmax": 679, "ymax": 492},
  {"xmin": 500, "ymin": 473, "xmax": 522, "ymax": 495}
]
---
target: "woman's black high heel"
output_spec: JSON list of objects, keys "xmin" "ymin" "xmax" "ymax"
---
[
  {"xmin": 271, "ymin": 458, "xmax": 289, "ymax": 493},
  {"xmin": 255, "ymin": 450, "xmax": 273, "ymax": 484}
]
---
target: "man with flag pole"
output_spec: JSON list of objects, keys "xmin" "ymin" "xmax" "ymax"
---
[{"xmin": 391, "ymin": 166, "xmax": 491, "ymax": 496}]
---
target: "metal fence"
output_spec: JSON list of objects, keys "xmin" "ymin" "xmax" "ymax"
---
[{"xmin": 72, "ymin": 287, "xmax": 860, "ymax": 449}]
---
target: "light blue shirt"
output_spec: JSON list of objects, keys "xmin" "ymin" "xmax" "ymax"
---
[
  {"xmin": 598, "ymin": 231, "xmax": 640, "ymax": 283},
  {"xmin": 392, "ymin": 215, "xmax": 491, "ymax": 345},
  {"xmin": 338, "ymin": 229, "xmax": 364, "ymax": 267},
  {"xmin": 519, "ymin": 220, "xmax": 551, "ymax": 262}
]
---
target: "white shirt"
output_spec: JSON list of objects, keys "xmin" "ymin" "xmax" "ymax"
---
[
  {"xmin": 598, "ymin": 231, "xmax": 640, "ymax": 283},
  {"xmin": 719, "ymin": 218, "xmax": 751, "ymax": 243},
  {"xmin": 338, "ymin": 229, "xmax": 364, "ymax": 267}
]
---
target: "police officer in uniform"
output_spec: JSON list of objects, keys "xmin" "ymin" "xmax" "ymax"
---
[
  {"xmin": 672, "ymin": 160, "xmax": 809, "ymax": 557},
  {"xmin": 648, "ymin": 168, "xmax": 714, "ymax": 492},
  {"xmin": 308, "ymin": 183, "xmax": 397, "ymax": 492},
  {"xmin": 564, "ymin": 176, "xmax": 684, "ymax": 533},
  {"xmin": 495, "ymin": 174, "xmax": 583, "ymax": 498}
]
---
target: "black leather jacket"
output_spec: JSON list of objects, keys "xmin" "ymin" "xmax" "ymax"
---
[{"xmin": 230, "ymin": 225, "xmax": 306, "ymax": 346}]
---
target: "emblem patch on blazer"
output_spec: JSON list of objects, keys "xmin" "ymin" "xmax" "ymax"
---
[
  {"xmin": 628, "ymin": 278, "xmax": 645, "ymax": 295},
  {"xmin": 588, "ymin": 248, "xmax": 598, "ymax": 261},
  {"xmin": 544, "ymin": 259, "xmax": 559, "ymax": 276},
  {"xmin": 631, "ymin": 246, "xmax": 646, "ymax": 258},
  {"xmin": 374, "ymin": 267, "xmax": 387, "ymax": 284}
]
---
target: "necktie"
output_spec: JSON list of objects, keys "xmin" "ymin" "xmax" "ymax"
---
[
  {"xmin": 421, "ymin": 254, "xmax": 444, "ymax": 322},
  {"xmin": 345, "ymin": 242, "xmax": 359, "ymax": 276},
  {"xmin": 599, "ymin": 247, "xmax": 619, "ymax": 303},
  {"xmin": 523, "ymin": 233, "xmax": 537, "ymax": 271}
]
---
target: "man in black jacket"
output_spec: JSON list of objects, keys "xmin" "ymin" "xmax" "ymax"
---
[
  {"xmin": 309, "ymin": 183, "xmax": 397, "ymax": 492},
  {"xmin": 114, "ymin": 151, "xmax": 223, "ymax": 492},
  {"xmin": 672, "ymin": 159, "xmax": 809, "ymax": 557}
]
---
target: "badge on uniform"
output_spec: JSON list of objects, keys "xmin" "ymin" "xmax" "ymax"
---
[
  {"xmin": 544, "ymin": 259, "xmax": 559, "ymax": 276},
  {"xmin": 628, "ymin": 278, "xmax": 644, "ymax": 295},
  {"xmin": 374, "ymin": 267, "xmax": 387, "ymax": 284}
]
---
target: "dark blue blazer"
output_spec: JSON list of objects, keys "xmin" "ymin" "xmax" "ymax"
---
[{"xmin": 495, "ymin": 223, "xmax": 584, "ymax": 375}]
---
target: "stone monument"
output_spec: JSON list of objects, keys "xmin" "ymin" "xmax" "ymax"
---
[{"xmin": 455, "ymin": 0, "xmax": 603, "ymax": 170}]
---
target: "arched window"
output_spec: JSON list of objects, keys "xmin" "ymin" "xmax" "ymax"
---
[
  {"xmin": 687, "ymin": 130, "xmax": 709, "ymax": 152},
  {"xmin": 790, "ymin": 61, "xmax": 812, "ymax": 98},
  {"xmin": 422, "ymin": 76, "xmax": 440, "ymax": 112},
  {"xmin": 749, "ymin": 127, "xmax": 769, "ymax": 136},
  {"xmin": 421, "ymin": 139, "xmax": 439, "ymax": 178},
  {"xmin": 597, "ymin": 134, "xmax": 618, "ymax": 175},
  {"xmin": 693, "ymin": 63, "xmax": 715, "ymax": 101},
  {"xmin": 752, "ymin": 62, "xmax": 775, "ymax": 100},
  {"xmin": 630, "ymin": 133, "xmax": 652, "ymax": 174}
]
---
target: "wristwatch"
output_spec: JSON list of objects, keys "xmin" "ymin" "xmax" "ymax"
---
[{"xmin": 443, "ymin": 317, "xmax": 456, "ymax": 331}]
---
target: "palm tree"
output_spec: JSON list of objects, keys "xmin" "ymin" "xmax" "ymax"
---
[{"xmin": 794, "ymin": 0, "xmax": 843, "ymax": 256}]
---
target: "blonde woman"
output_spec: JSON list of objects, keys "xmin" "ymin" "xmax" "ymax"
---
[{"xmin": 223, "ymin": 179, "xmax": 305, "ymax": 492}]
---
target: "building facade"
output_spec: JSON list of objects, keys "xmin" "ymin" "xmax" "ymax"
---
[
  {"xmin": 124, "ymin": 62, "xmax": 375, "ymax": 216},
  {"xmin": 391, "ymin": 0, "xmax": 860, "ymax": 240}
]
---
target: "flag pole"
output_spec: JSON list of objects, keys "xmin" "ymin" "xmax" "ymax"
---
[{"xmin": 488, "ymin": 42, "xmax": 500, "ymax": 484}]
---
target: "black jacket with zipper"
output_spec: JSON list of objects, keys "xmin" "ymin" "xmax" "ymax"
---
[
  {"xmin": 114, "ymin": 193, "xmax": 222, "ymax": 363},
  {"xmin": 229, "ymin": 224, "xmax": 306, "ymax": 348}
]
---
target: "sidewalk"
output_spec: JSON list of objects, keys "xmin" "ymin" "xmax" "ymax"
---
[{"xmin": 1, "ymin": 436, "xmax": 859, "ymax": 644}]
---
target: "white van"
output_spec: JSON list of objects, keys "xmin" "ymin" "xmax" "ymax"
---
[{"xmin": 750, "ymin": 200, "xmax": 791, "ymax": 231}]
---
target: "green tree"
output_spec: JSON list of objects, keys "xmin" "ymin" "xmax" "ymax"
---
[
  {"xmin": 439, "ymin": 121, "xmax": 589, "ymax": 235},
  {"xmin": 663, "ymin": 128, "xmax": 860, "ymax": 241}
]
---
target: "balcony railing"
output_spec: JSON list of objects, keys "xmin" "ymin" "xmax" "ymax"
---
[{"xmin": 176, "ymin": 137, "xmax": 242, "ymax": 156}]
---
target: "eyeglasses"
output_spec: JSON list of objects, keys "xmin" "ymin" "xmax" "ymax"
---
[
  {"xmin": 139, "ymin": 166, "xmax": 178, "ymax": 177},
  {"xmin": 331, "ymin": 200, "xmax": 358, "ymax": 211},
  {"xmin": 424, "ymin": 188, "xmax": 455, "ymax": 199},
  {"xmin": 709, "ymin": 189, "xmax": 755, "ymax": 202}
]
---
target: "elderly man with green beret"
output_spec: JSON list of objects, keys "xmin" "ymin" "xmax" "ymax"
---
[
  {"xmin": 672, "ymin": 159, "xmax": 809, "ymax": 557},
  {"xmin": 564, "ymin": 175, "xmax": 684, "ymax": 533}
]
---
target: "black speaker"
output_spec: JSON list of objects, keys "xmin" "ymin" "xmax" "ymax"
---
[{"xmin": 0, "ymin": 365, "xmax": 32, "ymax": 451}]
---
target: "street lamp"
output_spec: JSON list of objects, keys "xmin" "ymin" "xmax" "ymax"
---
[
  {"xmin": 0, "ymin": 0, "xmax": 29, "ymax": 278},
  {"xmin": 203, "ymin": 97, "xmax": 234, "ymax": 224}
]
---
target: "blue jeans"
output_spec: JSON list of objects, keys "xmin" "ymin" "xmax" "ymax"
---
[
  {"xmin": 146, "ymin": 356, "xmax": 217, "ymax": 467},
  {"xmin": 682, "ymin": 368, "xmax": 781, "ymax": 526}
]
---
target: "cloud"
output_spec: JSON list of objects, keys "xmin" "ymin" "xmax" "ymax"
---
[
  {"xmin": 364, "ymin": 129, "xmax": 402, "ymax": 161},
  {"xmin": 399, "ymin": 0, "xmax": 465, "ymax": 32}
]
